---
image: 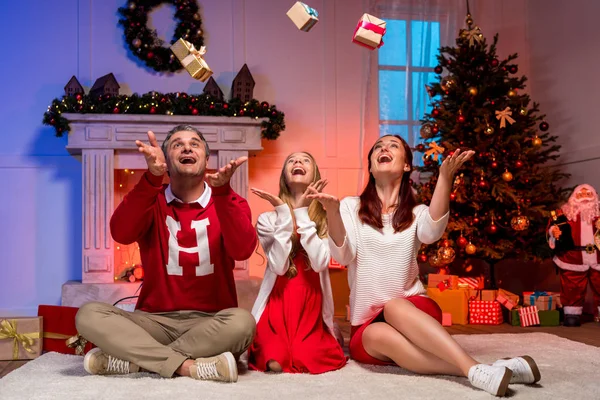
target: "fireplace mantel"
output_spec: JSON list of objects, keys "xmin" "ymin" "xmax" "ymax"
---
[{"xmin": 64, "ymin": 113, "xmax": 265, "ymax": 290}]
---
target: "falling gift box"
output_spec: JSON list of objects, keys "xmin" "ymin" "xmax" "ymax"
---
[
  {"xmin": 286, "ymin": 2, "xmax": 319, "ymax": 32},
  {"xmin": 352, "ymin": 13, "xmax": 386, "ymax": 49},
  {"xmin": 523, "ymin": 291, "xmax": 561, "ymax": 311},
  {"xmin": 518, "ymin": 305, "xmax": 540, "ymax": 327},
  {"xmin": 170, "ymin": 39, "xmax": 213, "ymax": 82},
  {"xmin": 468, "ymin": 300, "xmax": 503, "ymax": 325},
  {"xmin": 37, "ymin": 305, "xmax": 95, "ymax": 355},
  {"xmin": 427, "ymin": 273, "xmax": 458, "ymax": 291},
  {"xmin": 427, "ymin": 287, "xmax": 469, "ymax": 325},
  {"xmin": 0, "ymin": 317, "xmax": 42, "ymax": 361}
]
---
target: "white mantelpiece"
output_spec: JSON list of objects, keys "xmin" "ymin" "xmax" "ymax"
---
[{"xmin": 61, "ymin": 114, "xmax": 264, "ymax": 307}]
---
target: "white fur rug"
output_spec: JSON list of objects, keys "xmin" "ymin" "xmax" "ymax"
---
[{"xmin": 0, "ymin": 333, "xmax": 597, "ymax": 400}]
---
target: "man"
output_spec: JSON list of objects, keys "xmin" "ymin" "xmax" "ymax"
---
[
  {"xmin": 76, "ymin": 125, "xmax": 257, "ymax": 382},
  {"xmin": 549, "ymin": 184, "xmax": 600, "ymax": 327}
]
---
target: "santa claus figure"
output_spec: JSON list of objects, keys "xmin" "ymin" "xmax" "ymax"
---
[{"xmin": 548, "ymin": 184, "xmax": 600, "ymax": 327}]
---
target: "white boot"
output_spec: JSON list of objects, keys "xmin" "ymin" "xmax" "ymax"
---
[
  {"xmin": 468, "ymin": 364, "xmax": 512, "ymax": 396},
  {"xmin": 493, "ymin": 356, "xmax": 541, "ymax": 384}
]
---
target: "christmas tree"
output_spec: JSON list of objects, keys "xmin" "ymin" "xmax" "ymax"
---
[{"xmin": 414, "ymin": 11, "xmax": 569, "ymax": 282}]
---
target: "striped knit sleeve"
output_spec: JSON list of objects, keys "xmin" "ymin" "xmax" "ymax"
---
[
  {"xmin": 415, "ymin": 204, "xmax": 449, "ymax": 244},
  {"xmin": 256, "ymin": 205, "xmax": 294, "ymax": 276},
  {"xmin": 294, "ymin": 207, "xmax": 331, "ymax": 273},
  {"xmin": 329, "ymin": 198, "xmax": 357, "ymax": 266}
]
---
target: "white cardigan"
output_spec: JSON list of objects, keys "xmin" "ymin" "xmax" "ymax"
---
[
  {"xmin": 250, "ymin": 204, "xmax": 335, "ymax": 334},
  {"xmin": 330, "ymin": 197, "xmax": 449, "ymax": 326}
]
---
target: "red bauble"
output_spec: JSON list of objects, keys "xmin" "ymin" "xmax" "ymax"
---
[
  {"xmin": 418, "ymin": 253, "xmax": 428, "ymax": 263},
  {"xmin": 515, "ymin": 160, "xmax": 524, "ymax": 168},
  {"xmin": 432, "ymin": 108, "xmax": 440, "ymax": 117},
  {"xmin": 261, "ymin": 101, "xmax": 269, "ymax": 108},
  {"xmin": 457, "ymin": 114, "xmax": 466, "ymax": 123},
  {"xmin": 432, "ymin": 125, "xmax": 439, "ymax": 134},
  {"xmin": 113, "ymin": 107, "xmax": 120, "ymax": 113},
  {"xmin": 415, "ymin": 144, "xmax": 425, "ymax": 152},
  {"xmin": 75, "ymin": 94, "xmax": 82, "ymax": 101},
  {"xmin": 539, "ymin": 121, "xmax": 549, "ymax": 131},
  {"xmin": 457, "ymin": 236, "xmax": 468, "ymax": 248},
  {"xmin": 240, "ymin": 110, "xmax": 245, "ymax": 116},
  {"xmin": 209, "ymin": 104, "xmax": 214, "ymax": 109},
  {"xmin": 223, "ymin": 104, "xmax": 229, "ymax": 109},
  {"xmin": 160, "ymin": 97, "xmax": 166, "ymax": 103},
  {"xmin": 191, "ymin": 108, "xmax": 199, "ymax": 115},
  {"xmin": 509, "ymin": 65, "xmax": 518, "ymax": 74},
  {"xmin": 150, "ymin": 107, "xmax": 156, "ymax": 114},
  {"xmin": 450, "ymin": 192, "xmax": 457, "ymax": 201},
  {"xmin": 147, "ymin": 51, "xmax": 154, "ymax": 59},
  {"xmin": 434, "ymin": 66, "xmax": 443, "ymax": 74},
  {"xmin": 473, "ymin": 216, "xmax": 480, "ymax": 224},
  {"xmin": 442, "ymin": 239, "xmax": 450, "ymax": 247},
  {"xmin": 487, "ymin": 224, "xmax": 498, "ymax": 234},
  {"xmin": 490, "ymin": 59, "xmax": 499, "ymax": 67},
  {"xmin": 272, "ymin": 111, "xmax": 277, "ymax": 116},
  {"xmin": 491, "ymin": 161, "xmax": 498, "ymax": 168}
]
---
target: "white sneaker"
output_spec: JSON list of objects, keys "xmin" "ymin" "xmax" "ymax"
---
[
  {"xmin": 190, "ymin": 351, "xmax": 238, "ymax": 383},
  {"xmin": 468, "ymin": 364, "xmax": 512, "ymax": 396},
  {"xmin": 83, "ymin": 347, "xmax": 140, "ymax": 375},
  {"xmin": 493, "ymin": 356, "xmax": 541, "ymax": 384}
]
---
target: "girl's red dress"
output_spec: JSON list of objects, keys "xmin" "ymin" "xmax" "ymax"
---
[{"xmin": 248, "ymin": 249, "xmax": 346, "ymax": 373}]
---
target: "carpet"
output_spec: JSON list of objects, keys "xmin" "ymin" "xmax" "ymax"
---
[{"xmin": 0, "ymin": 333, "xmax": 597, "ymax": 400}]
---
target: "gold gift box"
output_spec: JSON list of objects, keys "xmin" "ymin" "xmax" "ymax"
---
[
  {"xmin": 427, "ymin": 287, "xmax": 469, "ymax": 325},
  {"xmin": 286, "ymin": 2, "xmax": 319, "ymax": 32},
  {"xmin": 0, "ymin": 317, "xmax": 43, "ymax": 361},
  {"xmin": 170, "ymin": 39, "xmax": 213, "ymax": 82}
]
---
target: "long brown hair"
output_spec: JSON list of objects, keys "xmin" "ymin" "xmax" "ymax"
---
[
  {"xmin": 279, "ymin": 152, "xmax": 328, "ymax": 278},
  {"xmin": 359, "ymin": 135, "xmax": 417, "ymax": 232}
]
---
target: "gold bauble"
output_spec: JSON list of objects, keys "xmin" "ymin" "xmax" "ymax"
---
[
  {"xmin": 420, "ymin": 124, "xmax": 434, "ymax": 139},
  {"xmin": 132, "ymin": 38, "xmax": 142, "ymax": 48},
  {"xmin": 511, "ymin": 215, "xmax": 530, "ymax": 231},
  {"xmin": 437, "ymin": 246, "xmax": 456, "ymax": 264},
  {"xmin": 468, "ymin": 87, "xmax": 478, "ymax": 96},
  {"xmin": 507, "ymin": 89, "xmax": 517, "ymax": 97},
  {"xmin": 441, "ymin": 77, "xmax": 456, "ymax": 91},
  {"xmin": 465, "ymin": 243, "xmax": 477, "ymax": 255},
  {"xmin": 502, "ymin": 170, "xmax": 513, "ymax": 182},
  {"xmin": 484, "ymin": 126, "xmax": 495, "ymax": 135},
  {"xmin": 519, "ymin": 107, "xmax": 528, "ymax": 116},
  {"xmin": 428, "ymin": 254, "xmax": 442, "ymax": 267},
  {"xmin": 193, "ymin": 13, "xmax": 201, "ymax": 20},
  {"xmin": 532, "ymin": 136, "xmax": 543, "ymax": 146}
]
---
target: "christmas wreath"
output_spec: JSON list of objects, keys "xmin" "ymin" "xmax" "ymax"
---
[{"xmin": 118, "ymin": 0, "xmax": 204, "ymax": 73}]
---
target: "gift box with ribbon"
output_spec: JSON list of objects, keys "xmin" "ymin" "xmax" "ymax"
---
[
  {"xmin": 468, "ymin": 300, "xmax": 503, "ymax": 325},
  {"xmin": 0, "ymin": 317, "xmax": 42, "ymax": 360},
  {"xmin": 496, "ymin": 288, "xmax": 519, "ymax": 310},
  {"xmin": 441, "ymin": 312, "xmax": 452, "ymax": 327},
  {"xmin": 286, "ymin": 2, "xmax": 319, "ymax": 32},
  {"xmin": 427, "ymin": 273, "xmax": 458, "ymax": 291},
  {"xmin": 37, "ymin": 305, "xmax": 95, "ymax": 355},
  {"xmin": 518, "ymin": 305, "xmax": 540, "ymax": 327},
  {"xmin": 523, "ymin": 291, "xmax": 561, "ymax": 311},
  {"xmin": 426, "ymin": 287, "xmax": 469, "ymax": 325},
  {"xmin": 170, "ymin": 39, "xmax": 213, "ymax": 82},
  {"xmin": 457, "ymin": 276, "xmax": 484, "ymax": 290},
  {"xmin": 352, "ymin": 13, "xmax": 386, "ymax": 50}
]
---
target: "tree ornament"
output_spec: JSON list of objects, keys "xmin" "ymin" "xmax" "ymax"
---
[
  {"xmin": 532, "ymin": 136, "xmax": 543, "ymax": 146},
  {"xmin": 457, "ymin": 112, "xmax": 466, "ymax": 123},
  {"xmin": 449, "ymin": 192, "xmax": 457, "ymax": 201},
  {"xmin": 490, "ymin": 157, "xmax": 498, "ymax": 168},
  {"xmin": 431, "ymin": 124, "xmax": 439, "ymax": 134},
  {"xmin": 113, "ymin": 107, "xmax": 120, "ymax": 113},
  {"xmin": 484, "ymin": 125, "xmax": 495, "ymax": 135},
  {"xmin": 502, "ymin": 169, "xmax": 513, "ymax": 182},
  {"xmin": 539, "ymin": 121, "xmax": 549, "ymax": 131},
  {"xmin": 490, "ymin": 58, "xmax": 499, "ymax": 67},
  {"xmin": 418, "ymin": 253, "xmax": 428, "ymax": 263},
  {"xmin": 441, "ymin": 77, "xmax": 456, "ymax": 91},
  {"xmin": 128, "ymin": 2, "xmax": 136, "ymax": 10},
  {"xmin": 424, "ymin": 141, "xmax": 445, "ymax": 161},
  {"xmin": 507, "ymin": 89, "xmax": 517, "ymax": 98},
  {"xmin": 425, "ymin": 85, "xmax": 434, "ymax": 98},
  {"xmin": 465, "ymin": 14, "xmax": 474, "ymax": 26},
  {"xmin": 415, "ymin": 143, "xmax": 426, "ymax": 152},
  {"xmin": 515, "ymin": 159, "xmax": 523, "ymax": 168},
  {"xmin": 511, "ymin": 214, "xmax": 530, "ymax": 231},
  {"xmin": 437, "ymin": 245, "xmax": 456, "ymax": 264},
  {"xmin": 465, "ymin": 242, "xmax": 477, "ymax": 255},
  {"xmin": 432, "ymin": 108, "xmax": 440, "ymax": 117},
  {"xmin": 457, "ymin": 236, "xmax": 468, "ymax": 248},
  {"xmin": 468, "ymin": 86, "xmax": 478, "ymax": 96},
  {"xmin": 509, "ymin": 65, "xmax": 518, "ymax": 74},
  {"xmin": 434, "ymin": 66, "xmax": 443, "ymax": 74},
  {"xmin": 420, "ymin": 124, "xmax": 434, "ymax": 139},
  {"xmin": 428, "ymin": 254, "xmax": 443, "ymax": 267},
  {"xmin": 132, "ymin": 38, "xmax": 142, "ymax": 48},
  {"xmin": 495, "ymin": 107, "xmax": 516, "ymax": 128},
  {"xmin": 519, "ymin": 107, "xmax": 528, "ymax": 116},
  {"xmin": 487, "ymin": 221, "xmax": 498, "ymax": 234}
]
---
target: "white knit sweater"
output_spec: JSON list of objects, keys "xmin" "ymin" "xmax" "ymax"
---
[
  {"xmin": 330, "ymin": 197, "xmax": 449, "ymax": 326},
  {"xmin": 250, "ymin": 204, "xmax": 335, "ymax": 333}
]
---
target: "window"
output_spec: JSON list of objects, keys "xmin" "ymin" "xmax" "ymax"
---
[{"xmin": 378, "ymin": 18, "xmax": 441, "ymax": 158}]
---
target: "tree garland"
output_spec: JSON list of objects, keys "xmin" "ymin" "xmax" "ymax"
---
[
  {"xmin": 118, "ymin": 0, "xmax": 204, "ymax": 73},
  {"xmin": 43, "ymin": 92, "xmax": 285, "ymax": 140}
]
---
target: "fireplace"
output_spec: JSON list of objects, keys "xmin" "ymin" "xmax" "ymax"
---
[{"xmin": 61, "ymin": 114, "xmax": 264, "ymax": 309}]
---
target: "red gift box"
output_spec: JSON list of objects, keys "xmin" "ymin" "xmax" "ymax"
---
[
  {"xmin": 441, "ymin": 312, "xmax": 452, "ymax": 326},
  {"xmin": 37, "ymin": 305, "xmax": 95, "ymax": 355},
  {"xmin": 518, "ymin": 306, "xmax": 540, "ymax": 327},
  {"xmin": 468, "ymin": 300, "xmax": 503, "ymax": 325}
]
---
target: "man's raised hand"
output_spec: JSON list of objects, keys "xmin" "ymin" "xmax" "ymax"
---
[{"xmin": 136, "ymin": 131, "xmax": 167, "ymax": 176}]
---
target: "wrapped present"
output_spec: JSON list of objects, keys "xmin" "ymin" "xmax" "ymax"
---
[
  {"xmin": 352, "ymin": 13, "xmax": 386, "ymax": 50},
  {"xmin": 170, "ymin": 39, "xmax": 213, "ymax": 82},
  {"xmin": 427, "ymin": 273, "xmax": 458, "ymax": 291},
  {"xmin": 509, "ymin": 307, "xmax": 521, "ymax": 326},
  {"xmin": 480, "ymin": 289, "xmax": 498, "ymax": 302},
  {"xmin": 518, "ymin": 305, "xmax": 540, "ymax": 327},
  {"xmin": 441, "ymin": 312, "xmax": 452, "ymax": 327},
  {"xmin": 523, "ymin": 291, "xmax": 560, "ymax": 311},
  {"xmin": 37, "ymin": 305, "xmax": 95, "ymax": 355},
  {"xmin": 286, "ymin": 2, "xmax": 319, "ymax": 32},
  {"xmin": 0, "ymin": 317, "xmax": 42, "ymax": 360},
  {"xmin": 496, "ymin": 289, "xmax": 519, "ymax": 310},
  {"xmin": 426, "ymin": 287, "xmax": 469, "ymax": 325},
  {"xmin": 457, "ymin": 276, "xmax": 484, "ymax": 290},
  {"xmin": 468, "ymin": 300, "xmax": 503, "ymax": 325},
  {"xmin": 538, "ymin": 310, "xmax": 560, "ymax": 326}
]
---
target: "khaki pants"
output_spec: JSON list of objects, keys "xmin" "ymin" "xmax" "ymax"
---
[{"xmin": 75, "ymin": 302, "xmax": 256, "ymax": 378}]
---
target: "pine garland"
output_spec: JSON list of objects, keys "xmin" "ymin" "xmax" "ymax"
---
[{"xmin": 43, "ymin": 92, "xmax": 285, "ymax": 140}]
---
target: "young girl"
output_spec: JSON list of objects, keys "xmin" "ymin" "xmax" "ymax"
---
[
  {"xmin": 247, "ymin": 152, "xmax": 346, "ymax": 374},
  {"xmin": 308, "ymin": 135, "xmax": 541, "ymax": 396}
]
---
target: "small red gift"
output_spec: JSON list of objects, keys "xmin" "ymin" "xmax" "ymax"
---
[
  {"xmin": 352, "ymin": 13, "xmax": 386, "ymax": 50},
  {"xmin": 468, "ymin": 300, "xmax": 503, "ymax": 325},
  {"xmin": 37, "ymin": 305, "xmax": 95, "ymax": 355},
  {"xmin": 518, "ymin": 306, "xmax": 540, "ymax": 327},
  {"xmin": 441, "ymin": 312, "xmax": 452, "ymax": 326}
]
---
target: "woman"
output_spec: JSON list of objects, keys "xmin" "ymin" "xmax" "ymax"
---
[
  {"xmin": 247, "ymin": 152, "xmax": 346, "ymax": 374},
  {"xmin": 307, "ymin": 135, "xmax": 540, "ymax": 396}
]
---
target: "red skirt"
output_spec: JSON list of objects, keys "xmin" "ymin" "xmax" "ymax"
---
[
  {"xmin": 349, "ymin": 295, "xmax": 442, "ymax": 366},
  {"xmin": 248, "ymin": 252, "xmax": 346, "ymax": 374}
]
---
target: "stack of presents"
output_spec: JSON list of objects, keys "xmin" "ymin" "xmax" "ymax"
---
[
  {"xmin": 426, "ymin": 273, "xmax": 561, "ymax": 327},
  {"xmin": 0, "ymin": 306, "xmax": 95, "ymax": 361}
]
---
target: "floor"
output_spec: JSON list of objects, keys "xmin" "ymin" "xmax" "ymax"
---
[{"xmin": 2, "ymin": 318, "xmax": 599, "ymax": 379}]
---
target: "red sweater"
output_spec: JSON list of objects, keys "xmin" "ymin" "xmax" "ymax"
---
[{"xmin": 110, "ymin": 171, "xmax": 257, "ymax": 313}]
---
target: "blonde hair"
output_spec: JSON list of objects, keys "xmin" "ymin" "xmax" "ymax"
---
[{"xmin": 279, "ymin": 152, "xmax": 328, "ymax": 278}]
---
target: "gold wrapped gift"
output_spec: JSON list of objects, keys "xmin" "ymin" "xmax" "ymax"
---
[
  {"xmin": 427, "ymin": 288, "xmax": 469, "ymax": 325},
  {"xmin": 286, "ymin": 2, "xmax": 319, "ymax": 32},
  {"xmin": 0, "ymin": 317, "xmax": 42, "ymax": 360},
  {"xmin": 170, "ymin": 39, "xmax": 213, "ymax": 82}
]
